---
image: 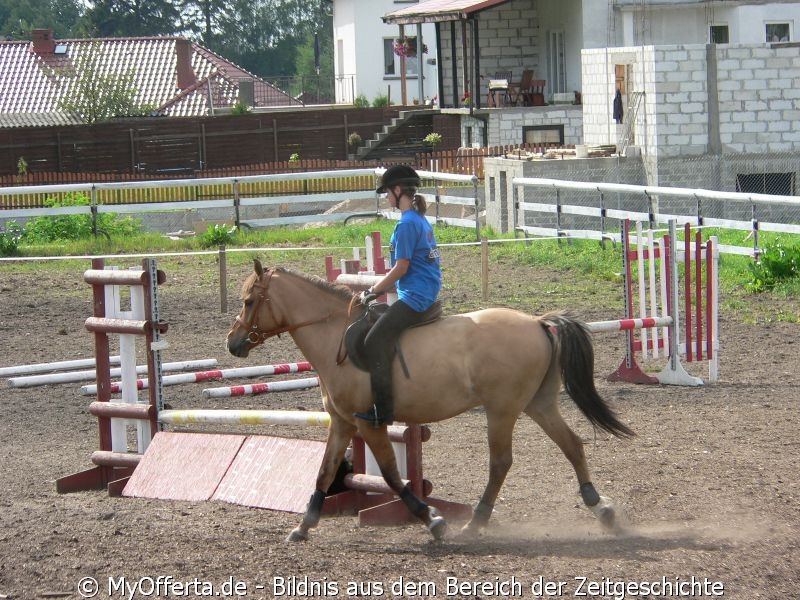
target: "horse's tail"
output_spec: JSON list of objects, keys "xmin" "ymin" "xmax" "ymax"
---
[{"xmin": 541, "ymin": 312, "xmax": 635, "ymax": 439}]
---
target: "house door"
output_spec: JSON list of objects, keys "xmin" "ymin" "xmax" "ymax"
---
[{"xmin": 546, "ymin": 30, "xmax": 566, "ymax": 96}]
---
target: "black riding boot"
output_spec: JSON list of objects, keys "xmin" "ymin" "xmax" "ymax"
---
[
  {"xmin": 354, "ymin": 367, "xmax": 394, "ymax": 427},
  {"xmin": 353, "ymin": 394, "xmax": 394, "ymax": 428}
]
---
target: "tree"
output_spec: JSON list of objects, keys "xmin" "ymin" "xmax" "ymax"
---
[
  {"xmin": 55, "ymin": 42, "xmax": 155, "ymax": 124},
  {"xmin": 0, "ymin": 0, "xmax": 84, "ymax": 39},
  {"xmin": 82, "ymin": 0, "xmax": 181, "ymax": 37}
]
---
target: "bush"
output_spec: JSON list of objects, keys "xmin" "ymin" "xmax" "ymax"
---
[
  {"xmin": 347, "ymin": 132, "xmax": 363, "ymax": 149},
  {"xmin": 200, "ymin": 224, "xmax": 237, "ymax": 248},
  {"xmin": 747, "ymin": 240, "xmax": 800, "ymax": 292},
  {"xmin": 23, "ymin": 193, "xmax": 141, "ymax": 243},
  {"xmin": 372, "ymin": 94, "xmax": 390, "ymax": 107},
  {"xmin": 353, "ymin": 94, "xmax": 370, "ymax": 108},
  {"xmin": 423, "ymin": 132, "xmax": 442, "ymax": 147},
  {"xmin": 0, "ymin": 221, "xmax": 23, "ymax": 256}
]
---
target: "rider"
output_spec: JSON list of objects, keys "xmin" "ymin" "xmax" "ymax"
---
[{"xmin": 355, "ymin": 165, "xmax": 442, "ymax": 427}]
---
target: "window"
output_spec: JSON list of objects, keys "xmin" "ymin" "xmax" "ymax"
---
[
  {"xmin": 523, "ymin": 125, "xmax": 564, "ymax": 145},
  {"xmin": 765, "ymin": 23, "xmax": 790, "ymax": 42},
  {"xmin": 710, "ymin": 25, "xmax": 729, "ymax": 44},
  {"xmin": 383, "ymin": 37, "xmax": 419, "ymax": 77},
  {"xmin": 736, "ymin": 173, "xmax": 795, "ymax": 196}
]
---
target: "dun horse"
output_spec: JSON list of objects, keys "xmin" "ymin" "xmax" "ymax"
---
[{"xmin": 226, "ymin": 262, "xmax": 634, "ymax": 541}]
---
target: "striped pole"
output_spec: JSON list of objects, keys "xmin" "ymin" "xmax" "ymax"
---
[
  {"xmin": 202, "ymin": 376, "xmax": 320, "ymax": 398},
  {"xmin": 81, "ymin": 361, "xmax": 313, "ymax": 395}
]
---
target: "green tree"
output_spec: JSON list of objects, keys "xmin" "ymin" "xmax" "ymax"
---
[
  {"xmin": 0, "ymin": 0, "xmax": 84, "ymax": 39},
  {"xmin": 55, "ymin": 42, "xmax": 155, "ymax": 124},
  {"xmin": 82, "ymin": 0, "xmax": 181, "ymax": 37}
]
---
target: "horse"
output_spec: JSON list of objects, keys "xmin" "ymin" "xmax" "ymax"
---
[{"xmin": 226, "ymin": 261, "xmax": 634, "ymax": 542}]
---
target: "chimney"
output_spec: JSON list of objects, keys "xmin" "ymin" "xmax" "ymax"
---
[
  {"xmin": 31, "ymin": 28, "xmax": 55, "ymax": 55},
  {"xmin": 175, "ymin": 38, "xmax": 197, "ymax": 90}
]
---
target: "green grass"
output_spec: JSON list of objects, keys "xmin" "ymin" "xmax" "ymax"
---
[{"xmin": 3, "ymin": 221, "xmax": 799, "ymax": 323}]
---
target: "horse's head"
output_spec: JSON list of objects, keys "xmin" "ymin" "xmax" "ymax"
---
[
  {"xmin": 226, "ymin": 261, "xmax": 353, "ymax": 359},
  {"xmin": 226, "ymin": 259, "xmax": 278, "ymax": 357}
]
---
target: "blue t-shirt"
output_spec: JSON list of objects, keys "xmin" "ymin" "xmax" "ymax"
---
[{"xmin": 389, "ymin": 209, "xmax": 441, "ymax": 312}]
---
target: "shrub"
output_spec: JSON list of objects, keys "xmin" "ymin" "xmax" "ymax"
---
[
  {"xmin": 0, "ymin": 221, "xmax": 23, "ymax": 256},
  {"xmin": 23, "ymin": 193, "xmax": 141, "ymax": 243},
  {"xmin": 372, "ymin": 94, "xmax": 390, "ymax": 107},
  {"xmin": 200, "ymin": 224, "xmax": 237, "ymax": 248},
  {"xmin": 289, "ymin": 152, "xmax": 301, "ymax": 162},
  {"xmin": 347, "ymin": 132, "xmax": 363, "ymax": 149},
  {"xmin": 747, "ymin": 240, "xmax": 800, "ymax": 292},
  {"xmin": 423, "ymin": 132, "xmax": 442, "ymax": 147},
  {"xmin": 353, "ymin": 94, "xmax": 370, "ymax": 108},
  {"xmin": 230, "ymin": 101, "xmax": 251, "ymax": 115}
]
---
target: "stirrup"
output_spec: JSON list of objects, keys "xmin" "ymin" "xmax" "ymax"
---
[{"xmin": 353, "ymin": 408, "xmax": 393, "ymax": 428}]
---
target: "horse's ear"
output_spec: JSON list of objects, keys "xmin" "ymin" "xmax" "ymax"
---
[{"xmin": 254, "ymin": 259, "xmax": 263, "ymax": 278}]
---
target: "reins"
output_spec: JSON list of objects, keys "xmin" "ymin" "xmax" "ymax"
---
[{"xmin": 236, "ymin": 268, "xmax": 345, "ymax": 346}]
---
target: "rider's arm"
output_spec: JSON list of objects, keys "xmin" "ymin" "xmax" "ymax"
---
[{"xmin": 370, "ymin": 258, "xmax": 409, "ymax": 296}]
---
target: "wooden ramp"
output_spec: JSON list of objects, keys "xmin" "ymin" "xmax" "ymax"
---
[{"xmin": 123, "ymin": 431, "xmax": 324, "ymax": 513}]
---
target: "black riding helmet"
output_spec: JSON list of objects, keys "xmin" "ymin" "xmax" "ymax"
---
[{"xmin": 376, "ymin": 165, "xmax": 421, "ymax": 194}]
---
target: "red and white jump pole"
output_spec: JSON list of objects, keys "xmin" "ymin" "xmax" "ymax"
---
[
  {"xmin": 201, "ymin": 376, "xmax": 319, "ymax": 398},
  {"xmin": 80, "ymin": 361, "xmax": 314, "ymax": 395}
]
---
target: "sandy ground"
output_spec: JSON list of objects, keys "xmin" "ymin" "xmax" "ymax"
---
[{"xmin": 0, "ymin": 248, "xmax": 798, "ymax": 599}]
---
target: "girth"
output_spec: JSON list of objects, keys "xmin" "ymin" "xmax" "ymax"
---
[{"xmin": 342, "ymin": 301, "xmax": 443, "ymax": 374}]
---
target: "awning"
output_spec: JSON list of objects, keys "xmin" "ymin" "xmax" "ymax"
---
[{"xmin": 382, "ymin": 0, "xmax": 511, "ymax": 25}]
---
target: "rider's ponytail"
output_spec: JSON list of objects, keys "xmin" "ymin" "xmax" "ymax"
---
[{"xmin": 412, "ymin": 193, "xmax": 428, "ymax": 215}]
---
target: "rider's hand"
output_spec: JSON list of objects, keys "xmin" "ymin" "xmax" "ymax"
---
[{"xmin": 359, "ymin": 288, "xmax": 378, "ymax": 305}]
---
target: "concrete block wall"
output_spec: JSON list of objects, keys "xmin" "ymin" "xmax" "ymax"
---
[
  {"xmin": 438, "ymin": 0, "xmax": 539, "ymax": 108},
  {"xmin": 485, "ymin": 105, "xmax": 583, "ymax": 147},
  {"xmin": 650, "ymin": 45, "xmax": 710, "ymax": 158},
  {"xmin": 716, "ymin": 44, "xmax": 800, "ymax": 153}
]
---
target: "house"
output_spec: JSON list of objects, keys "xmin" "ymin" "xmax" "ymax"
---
[
  {"xmin": 332, "ymin": 0, "xmax": 440, "ymax": 105},
  {"xmin": 0, "ymin": 29, "xmax": 300, "ymax": 128}
]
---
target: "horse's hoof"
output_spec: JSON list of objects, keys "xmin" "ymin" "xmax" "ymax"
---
[
  {"xmin": 427, "ymin": 509, "xmax": 447, "ymax": 540},
  {"xmin": 590, "ymin": 496, "xmax": 620, "ymax": 531},
  {"xmin": 456, "ymin": 522, "xmax": 482, "ymax": 540},
  {"xmin": 286, "ymin": 527, "xmax": 309, "ymax": 542}
]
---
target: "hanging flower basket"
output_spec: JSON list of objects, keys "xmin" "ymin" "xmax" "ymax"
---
[{"xmin": 393, "ymin": 37, "xmax": 427, "ymax": 58}]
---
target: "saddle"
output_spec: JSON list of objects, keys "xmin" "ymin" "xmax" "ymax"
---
[{"xmin": 343, "ymin": 300, "xmax": 443, "ymax": 374}]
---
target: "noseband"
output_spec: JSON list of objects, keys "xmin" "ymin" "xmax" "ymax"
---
[{"xmin": 235, "ymin": 268, "xmax": 339, "ymax": 346}]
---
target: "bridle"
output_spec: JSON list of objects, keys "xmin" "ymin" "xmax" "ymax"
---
[{"xmin": 234, "ymin": 267, "xmax": 343, "ymax": 346}]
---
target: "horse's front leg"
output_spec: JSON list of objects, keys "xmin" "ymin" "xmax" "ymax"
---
[
  {"xmin": 358, "ymin": 424, "xmax": 447, "ymax": 540},
  {"xmin": 287, "ymin": 417, "xmax": 356, "ymax": 542},
  {"xmin": 461, "ymin": 413, "xmax": 516, "ymax": 537}
]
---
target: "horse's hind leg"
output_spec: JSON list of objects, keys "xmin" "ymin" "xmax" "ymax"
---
[
  {"xmin": 524, "ymin": 393, "xmax": 621, "ymax": 531},
  {"xmin": 357, "ymin": 424, "xmax": 447, "ymax": 540},
  {"xmin": 461, "ymin": 413, "xmax": 517, "ymax": 536},
  {"xmin": 288, "ymin": 417, "xmax": 356, "ymax": 542}
]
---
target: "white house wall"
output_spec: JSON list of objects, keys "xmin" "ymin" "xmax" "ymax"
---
[
  {"xmin": 333, "ymin": 0, "xmax": 438, "ymax": 105},
  {"xmin": 618, "ymin": 1, "xmax": 800, "ymax": 45}
]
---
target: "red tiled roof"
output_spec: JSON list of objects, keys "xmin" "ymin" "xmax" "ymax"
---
[{"xmin": 0, "ymin": 35, "xmax": 300, "ymax": 128}]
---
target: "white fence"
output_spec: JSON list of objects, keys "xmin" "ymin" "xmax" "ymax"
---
[
  {"xmin": 513, "ymin": 177, "xmax": 800, "ymax": 257},
  {"xmin": 0, "ymin": 168, "xmax": 481, "ymax": 240}
]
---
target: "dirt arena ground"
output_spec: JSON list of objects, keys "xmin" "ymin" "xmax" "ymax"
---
[{"xmin": 0, "ymin": 247, "xmax": 798, "ymax": 599}]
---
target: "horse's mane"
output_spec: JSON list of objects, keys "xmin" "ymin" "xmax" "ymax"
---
[
  {"xmin": 242, "ymin": 266, "xmax": 354, "ymax": 304},
  {"xmin": 278, "ymin": 267, "xmax": 355, "ymax": 302}
]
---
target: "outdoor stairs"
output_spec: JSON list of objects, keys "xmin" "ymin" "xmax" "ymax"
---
[{"xmin": 357, "ymin": 109, "xmax": 436, "ymax": 161}]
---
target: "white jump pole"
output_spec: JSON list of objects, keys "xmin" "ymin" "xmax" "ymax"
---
[
  {"xmin": 8, "ymin": 359, "xmax": 218, "ymax": 389},
  {"xmin": 80, "ymin": 361, "xmax": 314, "ymax": 395},
  {"xmin": 0, "ymin": 356, "xmax": 123, "ymax": 378},
  {"xmin": 202, "ymin": 376, "xmax": 319, "ymax": 398},
  {"xmin": 159, "ymin": 409, "xmax": 332, "ymax": 426}
]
